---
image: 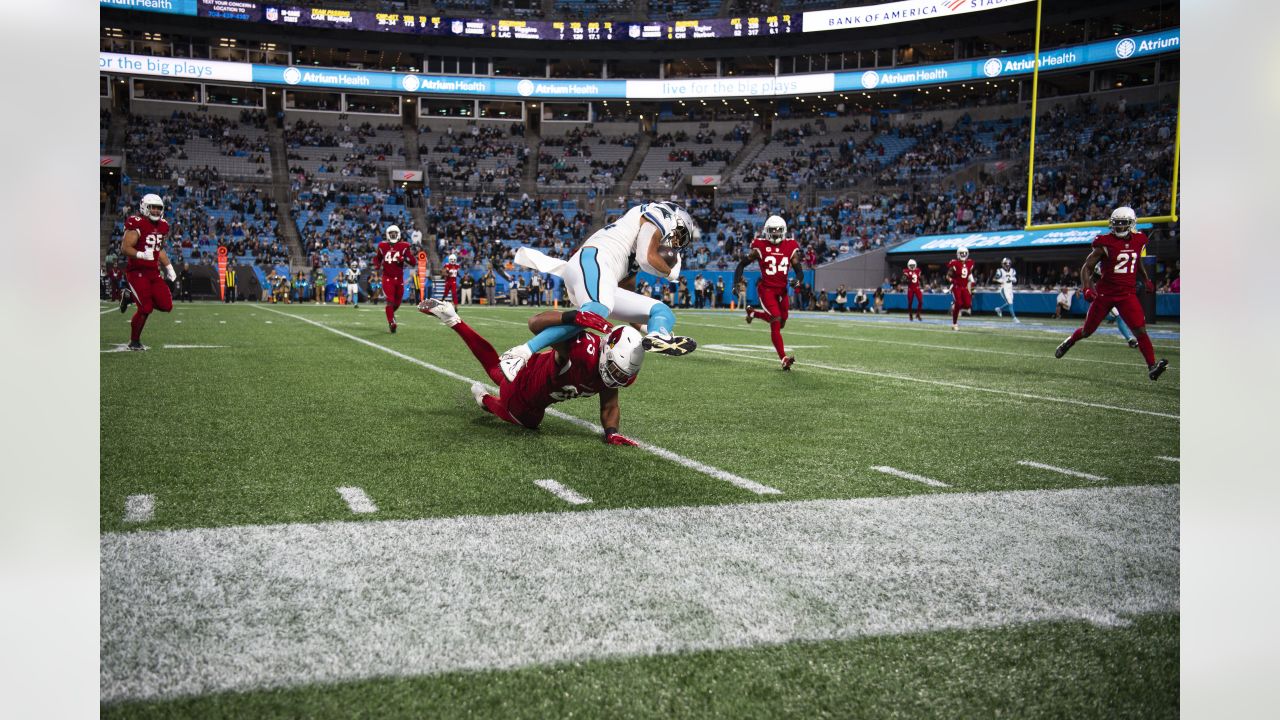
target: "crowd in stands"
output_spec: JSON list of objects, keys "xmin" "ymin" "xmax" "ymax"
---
[
  {"xmin": 124, "ymin": 109, "xmax": 270, "ymax": 179},
  {"xmin": 422, "ymin": 123, "xmax": 528, "ymax": 192},
  {"xmin": 537, "ymin": 127, "xmax": 636, "ymax": 191},
  {"xmin": 285, "ymin": 120, "xmax": 404, "ymax": 180},
  {"xmin": 293, "ymin": 183, "xmax": 417, "ymax": 268}
]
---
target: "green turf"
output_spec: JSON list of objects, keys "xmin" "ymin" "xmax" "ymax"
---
[
  {"xmin": 102, "ymin": 613, "xmax": 1178, "ymax": 719},
  {"xmin": 101, "ymin": 302, "xmax": 1178, "ymax": 532}
]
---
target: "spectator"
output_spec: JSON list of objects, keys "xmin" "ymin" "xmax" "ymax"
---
[{"xmin": 1055, "ymin": 286, "xmax": 1073, "ymax": 318}]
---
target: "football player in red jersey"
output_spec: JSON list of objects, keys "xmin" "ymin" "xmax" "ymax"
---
[
  {"xmin": 372, "ymin": 224, "xmax": 414, "ymax": 333},
  {"xmin": 733, "ymin": 215, "xmax": 803, "ymax": 370},
  {"xmin": 945, "ymin": 246, "xmax": 975, "ymax": 331},
  {"xmin": 903, "ymin": 258, "xmax": 924, "ymax": 321},
  {"xmin": 418, "ymin": 298, "xmax": 644, "ymax": 444},
  {"xmin": 442, "ymin": 253, "xmax": 461, "ymax": 304},
  {"xmin": 1055, "ymin": 207, "xmax": 1169, "ymax": 380},
  {"xmin": 118, "ymin": 193, "xmax": 178, "ymax": 351}
]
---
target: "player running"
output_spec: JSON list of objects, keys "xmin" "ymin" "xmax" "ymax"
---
[
  {"xmin": 118, "ymin": 193, "xmax": 178, "ymax": 351},
  {"xmin": 344, "ymin": 262, "xmax": 361, "ymax": 308},
  {"xmin": 992, "ymin": 257, "xmax": 1020, "ymax": 323},
  {"xmin": 946, "ymin": 246, "xmax": 974, "ymax": 331},
  {"xmin": 419, "ymin": 298, "xmax": 644, "ymax": 444},
  {"xmin": 442, "ymin": 253, "xmax": 461, "ymax": 304},
  {"xmin": 373, "ymin": 224, "xmax": 413, "ymax": 333},
  {"xmin": 1055, "ymin": 206, "xmax": 1169, "ymax": 380},
  {"xmin": 503, "ymin": 200, "xmax": 698, "ymax": 382},
  {"xmin": 903, "ymin": 259, "xmax": 924, "ymax": 321},
  {"xmin": 733, "ymin": 214, "xmax": 803, "ymax": 370}
]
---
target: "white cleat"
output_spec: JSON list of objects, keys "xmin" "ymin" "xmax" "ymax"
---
[
  {"xmin": 418, "ymin": 298, "xmax": 460, "ymax": 327},
  {"xmin": 499, "ymin": 344, "xmax": 532, "ymax": 382},
  {"xmin": 951, "ymin": 323, "xmax": 959, "ymax": 331},
  {"xmin": 470, "ymin": 382, "xmax": 489, "ymax": 408},
  {"xmin": 994, "ymin": 307, "xmax": 1002, "ymax": 317}
]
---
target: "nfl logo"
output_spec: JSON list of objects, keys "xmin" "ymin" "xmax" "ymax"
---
[
  {"xmin": 451, "ymin": 20, "xmax": 464, "ymax": 34},
  {"xmin": 265, "ymin": 7, "xmax": 279, "ymax": 22},
  {"xmin": 628, "ymin": 24, "xmax": 640, "ymax": 38}
]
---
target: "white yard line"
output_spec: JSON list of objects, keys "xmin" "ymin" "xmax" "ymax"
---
[
  {"xmin": 1016, "ymin": 460, "xmax": 1109, "ymax": 482},
  {"xmin": 101, "ymin": 484, "xmax": 1179, "ymax": 703},
  {"xmin": 124, "ymin": 495, "xmax": 155, "ymax": 523},
  {"xmin": 336, "ymin": 487, "xmax": 378, "ymax": 514},
  {"xmin": 101, "ymin": 307, "xmax": 119, "ymax": 315},
  {"xmin": 257, "ymin": 305, "xmax": 779, "ymax": 496},
  {"xmin": 679, "ymin": 319, "xmax": 1172, "ymax": 370},
  {"xmin": 696, "ymin": 346, "xmax": 1179, "ymax": 421},
  {"xmin": 162, "ymin": 345, "xmax": 227, "ymax": 349},
  {"xmin": 1155, "ymin": 456, "xmax": 1180, "ymax": 463},
  {"xmin": 534, "ymin": 479, "xmax": 592, "ymax": 505},
  {"xmin": 871, "ymin": 465, "xmax": 949, "ymax": 488}
]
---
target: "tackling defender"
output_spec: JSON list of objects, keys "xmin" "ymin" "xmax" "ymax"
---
[
  {"xmin": 993, "ymin": 257, "xmax": 1020, "ymax": 323},
  {"xmin": 903, "ymin": 259, "xmax": 924, "ymax": 321},
  {"xmin": 733, "ymin": 214, "xmax": 803, "ymax": 370},
  {"xmin": 946, "ymin": 246, "xmax": 975, "ymax": 331},
  {"xmin": 1055, "ymin": 206, "xmax": 1169, "ymax": 380},
  {"xmin": 502, "ymin": 200, "xmax": 699, "ymax": 382},
  {"xmin": 373, "ymin": 224, "xmax": 413, "ymax": 333},
  {"xmin": 118, "ymin": 193, "xmax": 178, "ymax": 350},
  {"xmin": 420, "ymin": 298, "xmax": 643, "ymax": 445}
]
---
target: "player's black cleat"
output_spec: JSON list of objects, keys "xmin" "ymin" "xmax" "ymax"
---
[
  {"xmin": 1147, "ymin": 359, "xmax": 1168, "ymax": 381},
  {"xmin": 389, "ymin": 321, "xmax": 397, "ymax": 334},
  {"xmin": 744, "ymin": 306, "xmax": 754, "ymax": 324},
  {"xmin": 643, "ymin": 334, "xmax": 697, "ymax": 356},
  {"xmin": 1054, "ymin": 338, "xmax": 1073, "ymax": 359},
  {"xmin": 781, "ymin": 355, "xmax": 795, "ymax": 371},
  {"xmin": 1127, "ymin": 338, "xmax": 1139, "ymax": 349},
  {"xmin": 119, "ymin": 288, "xmax": 134, "ymax": 313},
  {"xmin": 127, "ymin": 340, "xmax": 145, "ymax": 351}
]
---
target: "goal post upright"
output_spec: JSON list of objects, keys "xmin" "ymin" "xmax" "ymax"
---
[{"xmin": 1021, "ymin": 0, "xmax": 1180, "ymax": 232}]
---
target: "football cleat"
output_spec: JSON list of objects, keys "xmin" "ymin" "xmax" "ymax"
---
[
  {"xmin": 1055, "ymin": 338, "xmax": 1073, "ymax": 359},
  {"xmin": 470, "ymin": 382, "xmax": 489, "ymax": 408},
  {"xmin": 1127, "ymin": 338, "xmax": 1139, "ymax": 349},
  {"xmin": 127, "ymin": 340, "xmax": 145, "ymax": 351},
  {"xmin": 119, "ymin": 288, "xmax": 134, "ymax": 313},
  {"xmin": 781, "ymin": 355, "xmax": 795, "ymax": 371},
  {"xmin": 951, "ymin": 323, "xmax": 958, "ymax": 331},
  {"xmin": 389, "ymin": 321, "xmax": 397, "ymax": 334},
  {"xmin": 642, "ymin": 332, "xmax": 697, "ymax": 356},
  {"xmin": 499, "ymin": 344, "xmax": 532, "ymax": 382},
  {"xmin": 1148, "ymin": 359, "xmax": 1169, "ymax": 381},
  {"xmin": 744, "ymin": 306, "xmax": 754, "ymax": 324},
  {"xmin": 418, "ymin": 298, "xmax": 460, "ymax": 327},
  {"xmin": 994, "ymin": 307, "xmax": 1002, "ymax": 317}
]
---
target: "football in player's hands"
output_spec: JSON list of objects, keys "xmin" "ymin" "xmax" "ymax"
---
[
  {"xmin": 605, "ymin": 432, "xmax": 639, "ymax": 447},
  {"xmin": 656, "ymin": 246, "xmax": 679, "ymax": 268}
]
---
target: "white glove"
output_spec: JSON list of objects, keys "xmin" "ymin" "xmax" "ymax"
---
[
  {"xmin": 666, "ymin": 254, "xmax": 682, "ymax": 282},
  {"xmin": 164, "ymin": 265, "xmax": 177, "ymax": 282},
  {"xmin": 136, "ymin": 248, "xmax": 155, "ymax": 262}
]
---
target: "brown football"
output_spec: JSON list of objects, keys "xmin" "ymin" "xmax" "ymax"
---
[{"xmin": 657, "ymin": 246, "xmax": 680, "ymax": 267}]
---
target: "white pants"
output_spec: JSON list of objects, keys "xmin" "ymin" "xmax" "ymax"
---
[
  {"xmin": 347, "ymin": 284, "xmax": 359, "ymax": 301},
  {"xmin": 559, "ymin": 246, "xmax": 660, "ymax": 324},
  {"xmin": 999, "ymin": 286, "xmax": 1014, "ymax": 305}
]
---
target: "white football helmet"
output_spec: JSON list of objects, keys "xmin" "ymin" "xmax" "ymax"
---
[
  {"xmin": 957, "ymin": 247, "xmax": 970, "ymax": 260},
  {"xmin": 385, "ymin": 225, "xmax": 401, "ymax": 242},
  {"xmin": 1110, "ymin": 206, "xmax": 1137, "ymax": 237},
  {"xmin": 907, "ymin": 259, "xmax": 917, "ymax": 269},
  {"xmin": 140, "ymin": 193, "xmax": 164, "ymax": 222},
  {"xmin": 598, "ymin": 325, "xmax": 645, "ymax": 388},
  {"xmin": 447, "ymin": 253, "xmax": 458, "ymax": 264},
  {"xmin": 763, "ymin": 215, "xmax": 787, "ymax": 244},
  {"xmin": 648, "ymin": 202, "xmax": 700, "ymax": 249},
  {"xmin": 1001, "ymin": 257, "xmax": 1012, "ymax": 268}
]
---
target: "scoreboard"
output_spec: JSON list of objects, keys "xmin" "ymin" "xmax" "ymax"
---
[{"xmin": 197, "ymin": 1, "xmax": 793, "ymax": 40}]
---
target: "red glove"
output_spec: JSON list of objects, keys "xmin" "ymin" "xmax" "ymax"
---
[
  {"xmin": 604, "ymin": 431, "xmax": 639, "ymax": 447},
  {"xmin": 1082, "ymin": 287, "xmax": 1097, "ymax": 302},
  {"xmin": 571, "ymin": 310, "xmax": 613, "ymax": 334}
]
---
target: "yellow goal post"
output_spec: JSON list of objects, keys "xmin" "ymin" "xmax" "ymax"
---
[{"xmin": 1022, "ymin": 0, "xmax": 1180, "ymax": 231}]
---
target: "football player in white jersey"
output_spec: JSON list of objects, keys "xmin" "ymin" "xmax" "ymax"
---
[
  {"xmin": 501, "ymin": 201, "xmax": 698, "ymax": 382},
  {"xmin": 344, "ymin": 262, "xmax": 361, "ymax": 308},
  {"xmin": 992, "ymin": 257, "xmax": 1019, "ymax": 323}
]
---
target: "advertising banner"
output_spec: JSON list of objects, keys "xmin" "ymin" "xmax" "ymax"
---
[
  {"xmin": 390, "ymin": 170, "xmax": 424, "ymax": 182},
  {"xmin": 802, "ymin": 0, "xmax": 1034, "ymax": 34},
  {"xmin": 888, "ymin": 224, "xmax": 1154, "ymax": 255},
  {"xmin": 689, "ymin": 175, "xmax": 722, "ymax": 186}
]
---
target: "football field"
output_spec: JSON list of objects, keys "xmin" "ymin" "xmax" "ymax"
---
[{"xmin": 100, "ymin": 301, "xmax": 1180, "ymax": 718}]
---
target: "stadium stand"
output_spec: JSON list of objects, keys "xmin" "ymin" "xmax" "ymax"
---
[{"xmin": 124, "ymin": 108, "xmax": 271, "ymax": 180}]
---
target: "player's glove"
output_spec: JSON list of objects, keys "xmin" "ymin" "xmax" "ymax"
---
[
  {"xmin": 136, "ymin": 248, "xmax": 155, "ymax": 262},
  {"xmin": 1082, "ymin": 287, "xmax": 1097, "ymax": 302},
  {"xmin": 562, "ymin": 310, "xmax": 612, "ymax": 334},
  {"xmin": 789, "ymin": 277, "xmax": 801, "ymax": 289},
  {"xmin": 604, "ymin": 430, "xmax": 639, "ymax": 447},
  {"xmin": 164, "ymin": 265, "xmax": 177, "ymax": 282}
]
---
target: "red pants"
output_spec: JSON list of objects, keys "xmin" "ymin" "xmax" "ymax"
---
[
  {"xmin": 756, "ymin": 283, "xmax": 790, "ymax": 325},
  {"xmin": 444, "ymin": 280, "xmax": 458, "ymax": 304},
  {"xmin": 383, "ymin": 278, "xmax": 403, "ymax": 310},
  {"xmin": 951, "ymin": 286, "xmax": 972, "ymax": 310},
  {"xmin": 1079, "ymin": 293, "xmax": 1145, "ymax": 336},
  {"xmin": 126, "ymin": 269, "xmax": 173, "ymax": 315},
  {"xmin": 906, "ymin": 287, "xmax": 924, "ymax": 315}
]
